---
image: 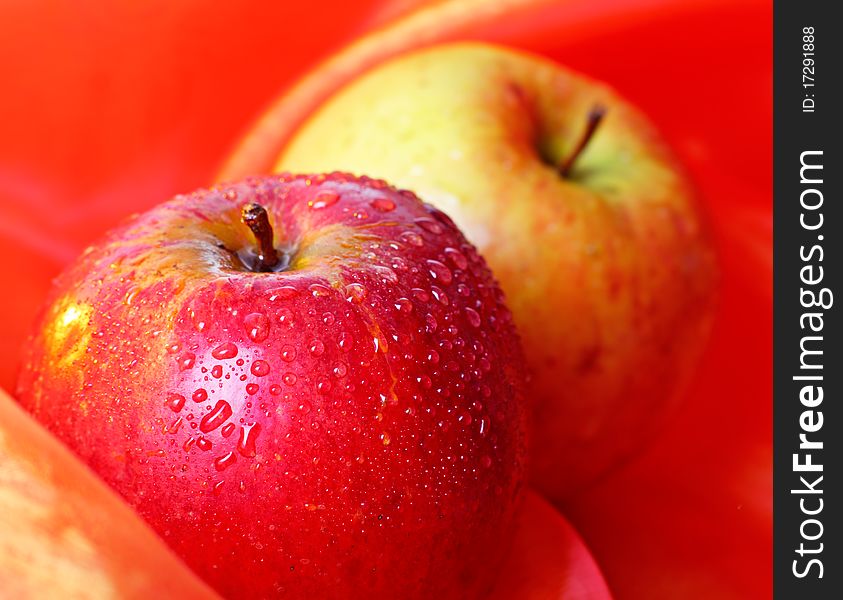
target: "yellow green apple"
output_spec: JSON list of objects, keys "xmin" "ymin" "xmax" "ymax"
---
[{"xmin": 274, "ymin": 42, "xmax": 717, "ymax": 500}]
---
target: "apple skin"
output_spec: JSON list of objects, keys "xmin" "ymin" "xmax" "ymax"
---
[
  {"xmin": 274, "ymin": 43, "xmax": 718, "ymax": 500},
  {"xmin": 16, "ymin": 173, "xmax": 528, "ymax": 599},
  {"xmin": 0, "ymin": 388, "xmax": 218, "ymax": 599}
]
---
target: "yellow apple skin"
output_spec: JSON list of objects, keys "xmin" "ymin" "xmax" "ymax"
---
[{"xmin": 275, "ymin": 42, "xmax": 717, "ymax": 501}]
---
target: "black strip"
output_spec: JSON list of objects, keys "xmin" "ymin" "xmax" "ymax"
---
[{"xmin": 774, "ymin": 3, "xmax": 842, "ymax": 597}]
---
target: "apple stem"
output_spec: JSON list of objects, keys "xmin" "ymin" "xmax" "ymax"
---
[
  {"xmin": 559, "ymin": 104, "xmax": 606, "ymax": 178},
  {"xmin": 241, "ymin": 203, "xmax": 280, "ymax": 272}
]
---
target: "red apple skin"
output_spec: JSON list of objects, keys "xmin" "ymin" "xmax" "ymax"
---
[{"xmin": 16, "ymin": 173, "xmax": 528, "ymax": 599}]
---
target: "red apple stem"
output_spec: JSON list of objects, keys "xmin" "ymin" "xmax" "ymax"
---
[
  {"xmin": 241, "ymin": 203, "xmax": 280, "ymax": 272},
  {"xmin": 559, "ymin": 104, "xmax": 606, "ymax": 178}
]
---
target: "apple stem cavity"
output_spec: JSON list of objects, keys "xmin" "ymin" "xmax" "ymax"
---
[
  {"xmin": 241, "ymin": 203, "xmax": 281, "ymax": 272},
  {"xmin": 559, "ymin": 104, "xmax": 606, "ymax": 179}
]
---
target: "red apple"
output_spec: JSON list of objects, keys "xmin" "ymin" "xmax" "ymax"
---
[
  {"xmin": 0, "ymin": 388, "xmax": 217, "ymax": 599},
  {"xmin": 16, "ymin": 173, "xmax": 528, "ymax": 599}
]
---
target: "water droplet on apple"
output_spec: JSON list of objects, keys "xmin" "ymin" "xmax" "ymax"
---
[
  {"xmin": 277, "ymin": 307, "xmax": 294, "ymax": 328},
  {"xmin": 167, "ymin": 416, "xmax": 183, "ymax": 433},
  {"xmin": 316, "ymin": 380, "xmax": 331, "ymax": 394},
  {"xmin": 411, "ymin": 288, "xmax": 431, "ymax": 303},
  {"xmin": 338, "ymin": 332, "xmax": 353, "ymax": 351},
  {"xmin": 428, "ymin": 206, "xmax": 457, "ymax": 230},
  {"xmin": 415, "ymin": 217, "xmax": 444, "ymax": 235},
  {"xmin": 332, "ymin": 363, "xmax": 347, "ymax": 378},
  {"xmin": 200, "ymin": 400, "xmax": 233, "ymax": 433},
  {"xmin": 237, "ymin": 423, "xmax": 261, "ymax": 458},
  {"xmin": 389, "ymin": 256, "xmax": 408, "ymax": 272},
  {"xmin": 213, "ymin": 480, "xmax": 225, "ymax": 496},
  {"xmin": 165, "ymin": 393, "xmax": 186, "ymax": 412},
  {"xmin": 221, "ymin": 422, "xmax": 236, "ymax": 438},
  {"xmin": 322, "ymin": 311, "xmax": 335, "ymax": 325},
  {"xmin": 308, "ymin": 190, "xmax": 340, "ymax": 209},
  {"xmin": 280, "ymin": 345, "xmax": 297, "ymax": 362},
  {"xmin": 197, "ymin": 436, "xmax": 213, "ymax": 451},
  {"xmin": 380, "ymin": 432, "xmax": 391, "ymax": 446},
  {"xmin": 398, "ymin": 231, "xmax": 424, "ymax": 247},
  {"xmin": 211, "ymin": 365, "xmax": 223, "ymax": 378},
  {"xmin": 251, "ymin": 360, "xmax": 270, "ymax": 377},
  {"xmin": 425, "ymin": 314, "xmax": 438, "ymax": 333},
  {"xmin": 246, "ymin": 383, "xmax": 259, "ymax": 395},
  {"xmin": 269, "ymin": 384, "xmax": 282, "ymax": 395},
  {"xmin": 444, "ymin": 247, "xmax": 468, "ymax": 270},
  {"xmin": 308, "ymin": 340, "xmax": 325, "ymax": 357},
  {"xmin": 268, "ymin": 286, "xmax": 298, "ymax": 301},
  {"xmin": 211, "ymin": 342, "xmax": 238, "ymax": 360},
  {"xmin": 183, "ymin": 437, "xmax": 195, "ymax": 452},
  {"xmin": 394, "ymin": 298, "xmax": 413, "ymax": 313},
  {"xmin": 178, "ymin": 353, "xmax": 196, "ymax": 371},
  {"xmin": 426, "ymin": 260, "xmax": 453, "ymax": 285},
  {"xmin": 430, "ymin": 286, "xmax": 450, "ymax": 305},
  {"xmin": 309, "ymin": 283, "xmax": 332, "ymax": 298},
  {"xmin": 344, "ymin": 283, "xmax": 367, "ymax": 304},
  {"xmin": 370, "ymin": 197, "xmax": 396, "ymax": 212},
  {"xmin": 214, "ymin": 452, "xmax": 236, "ymax": 471},
  {"xmin": 464, "ymin": 307, "xmax": 481, "ymax": 328},
  {"xmin": 283, "ymin": 372, "xmax": 297, "ymax": 386},
  {"xmin": 478, "ymin": 417, "xmax": 490, "ymax": 437},
  {"xmin": 192, "ymin": 388, "xmax": 208, "ymax": 403},
  {"xmin": 244, "ymin": 313, "xmax": 270, "ymax": 342}
]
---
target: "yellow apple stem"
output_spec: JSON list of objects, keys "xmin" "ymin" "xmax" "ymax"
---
[
  {"xmin": 241, "ymin": 203, "xmax": 280, "ymax": 272},
  {"xmin": 559, "ymin": 104, "xmax": 606, "ymax": 178}
]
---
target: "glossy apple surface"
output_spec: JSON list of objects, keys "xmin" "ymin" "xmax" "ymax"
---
[
  {"xmin": 0, "ymin": 389, "xmax": 217, "ymax": 599},
  {"xmin": 16, "ymin": 173, "xmax": 527, "ymax": 599},
  {"xmin": 273, "ymin": 42, "xmax": 717, "ymax": 500}
]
